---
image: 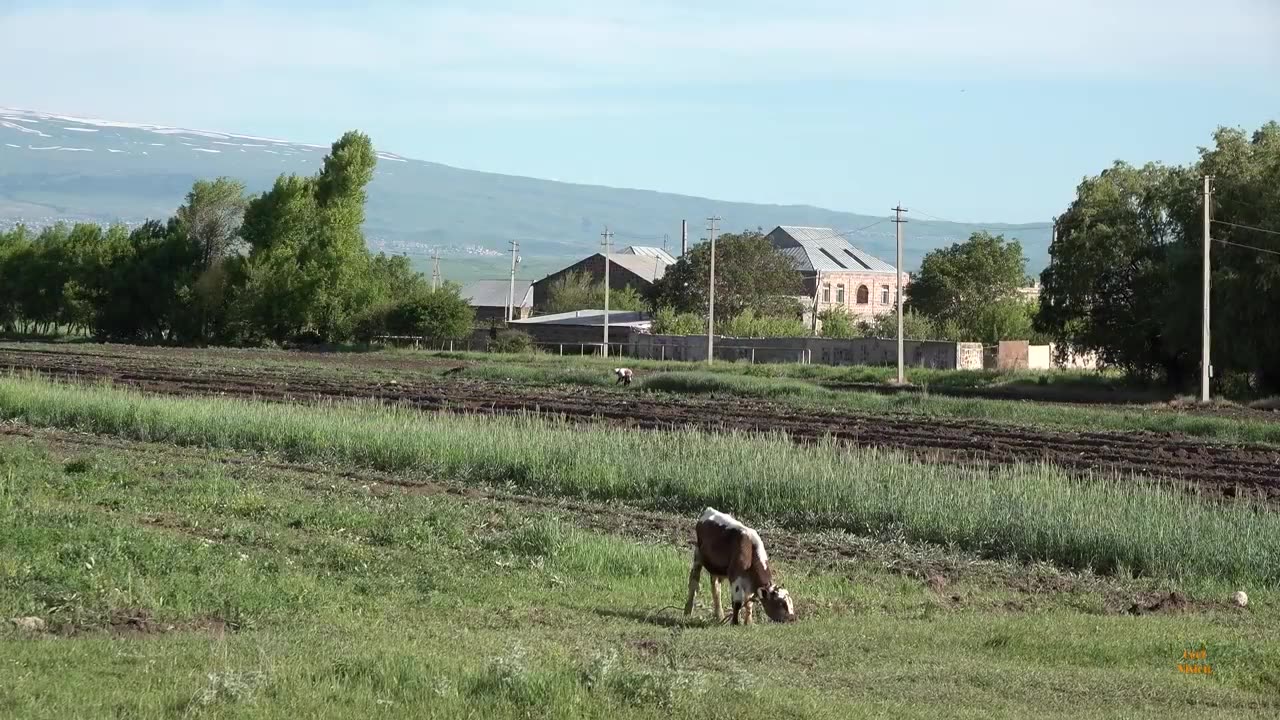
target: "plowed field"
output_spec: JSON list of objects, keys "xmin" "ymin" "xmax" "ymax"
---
[{"xmin": 2, "ymin": 344, "xmax": 1278, "ymax": 500}]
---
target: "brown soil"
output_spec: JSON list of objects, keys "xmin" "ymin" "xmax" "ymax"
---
[{"xmin": 3, "ymin": 344, "xmax": 1279, "ymax": 502}]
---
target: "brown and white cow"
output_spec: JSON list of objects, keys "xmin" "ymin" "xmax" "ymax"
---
[{"xmin": 683, "ymin": 507, "xmax": 796, "ymax": 624}]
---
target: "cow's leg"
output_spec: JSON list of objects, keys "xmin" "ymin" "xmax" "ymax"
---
[
  {"xmin": 683, "ymin": 555, "xmax": 703, "ymax": 617},
  {"xmin": 710, "ymin": 576, "xmax": 723, "ymax": 620},
  {"xmin": 731, "ymin": 577, "xmax": 748, "ymax": 625},
  {"xmin": 744, "ymin": 596, "xmax": 754, "ymax": 625}
]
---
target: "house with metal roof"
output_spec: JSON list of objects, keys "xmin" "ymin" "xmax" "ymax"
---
[
  {"xmin": 618, "ymin": 245, "xmax": 677, "ymax": 265},
  {"xmin": 460, "ymin": 279, "xmax": 533, "ymax": 322},
  {"xmin": 531, "ymin": 246, "xmax": 674, "ymax": 311},
  {"xmin": 766, "ymin": 225, "xmax": 910, "ymax": 320}
]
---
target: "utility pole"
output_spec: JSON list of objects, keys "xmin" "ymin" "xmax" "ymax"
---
[
  {"xmin": 663, "ymin": 233, "xmax": 669, "ymax": 254},
  {"xmin": 892, "ymin": 205, "xmax": 908, "ymax": 384},
  {"xmin": 431, "ymin": 248, "xmax": 441, "ymax": 291},
  {"xmin": 705, "ymin": 215, "xmax": 720, "ymax": 364},
  {"xmin": 506, "ymin": 239, "xmax": 520, "ymax": 322},
  {"xmin": 811, "ymin": 270, "xmax": 823, "ymax": 335},
  {"xmin": 601, "ymin": 226, "xmax": 614, "ymax": 358},
  {"xmin": 1202, "ymin": 175, "xmax": 1213, "ymax": 403}
]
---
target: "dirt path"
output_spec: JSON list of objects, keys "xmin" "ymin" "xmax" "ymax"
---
[{"xmin": 3, "ymin": 345, "xmax": 1279, "ymax": 501}]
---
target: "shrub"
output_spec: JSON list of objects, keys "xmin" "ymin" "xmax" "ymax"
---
[{"xmin": 489, "ymin": 330, "xmax": 535, "ymax": 354}]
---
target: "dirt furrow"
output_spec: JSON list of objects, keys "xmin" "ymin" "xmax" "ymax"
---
[{"xmin": 3, "ymin": 346, "xmax": 1278, "ymax": 501}]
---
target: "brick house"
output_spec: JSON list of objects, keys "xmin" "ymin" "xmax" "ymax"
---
[
  {"xmin": 766, "ymin": 226, "xmax": 909, "ymax": 321},
  {"xmin": 531, "ymin": 246, "xmax": 674, "ymax": 311}
]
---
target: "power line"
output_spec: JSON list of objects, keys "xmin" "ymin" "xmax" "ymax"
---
[
  {"xmin": 1212, "ymin": 219, "xmax": 1280, "ymax": 238},
  {"xmin": 1212, "ymin": 237, "xmax": 1280, "ymax": 257},
  {"xmin": 786, "ymin": 219, "xmax": 893, "ymax": 244}
]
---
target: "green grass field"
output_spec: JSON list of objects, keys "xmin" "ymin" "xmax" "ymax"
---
[
  {"xmin": 1, "ymin": 375, "xmax": 1278, "ymax": 588},
  {"xmin": 3, "ymin": 424, "xmax": 1278, "ymax": 719}
]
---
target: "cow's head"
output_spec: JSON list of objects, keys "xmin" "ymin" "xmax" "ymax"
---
[{"xmin": 758, "ymin": 584, "xmax": 796, "ymax": 623}]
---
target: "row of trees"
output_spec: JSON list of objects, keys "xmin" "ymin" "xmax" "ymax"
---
[
  {"xmin": 1037, "ymin": 122, "xmax": 1280, "ymax": 391},
  {"xmin": 0, "ymin": 132, "xmax": 474, "ymax": 345}
]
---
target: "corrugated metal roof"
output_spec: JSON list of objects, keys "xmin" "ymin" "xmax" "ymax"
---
[
  {"xmin": 461, "ymin": 280, "xmax": 533, "ymax": 308},
  {"xmin": 771, "ymin": 225, "xmax": 898, "ymax": 274},
  {"xmin": 605, "ymin": 253, "xmax": 671, "ymax": 282},
  {"xmin": 620, "ymin": 246, "xmax": 677, "ymax": 264}
]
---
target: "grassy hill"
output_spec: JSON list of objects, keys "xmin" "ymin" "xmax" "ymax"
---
[{"xmin": 1, "ymin": 107, "xmax": 1054, "ymax": 286}]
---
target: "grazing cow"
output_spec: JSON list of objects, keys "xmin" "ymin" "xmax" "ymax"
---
[
  {"xmin": 683, "ymin": 507, "xmax": 796, "ymax": 624},
  {"xmin": 614, "ymin": 368, "xmax": 633, "ymax": 386}
]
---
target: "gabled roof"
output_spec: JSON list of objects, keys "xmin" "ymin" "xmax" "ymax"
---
[
  {"xmin": 769, "ymin": 225, "xmax": 898, "ymax": 274},
  {"xmin": 461, "ymin": 279, "xmax": 533, "ymax": 308},
  {"xmin": 606, "ymin": 252, "xmax": 671, "ymax": 282},
  {"xmin": 620, "ymin": 245, "xmax": 677, "ymax": 265}
]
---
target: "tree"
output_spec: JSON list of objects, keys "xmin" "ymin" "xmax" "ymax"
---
[
  {"xmin": 863, "ymin": 310, "xmax": 946, "ymax": 341},
  {"xmin": 1036, "ymin": 162, "xmax": 1190, "ymax": 379},
  {"xmin": 233, "ymin": 131, "xmax": 380, "ymax": 343},
  {"xmin": 650, "ymin": 306, "xmax": 704, "ymax": 335},
  {"xmin": 385, "ymin": 284, "xmax": 476, "ymax": 340},
  {"xmin": 0, "ymin": 226, "xmax": 33, "ymax": 333},
  {"xmin": 544, "ymin": 270, "xmax": 645, "ymax": 313},
  {"xmin": 176, "ymin": 178, "xmax": 248, "ymax": 271},
  {"xmin": 720, "ymin": 309, "xmax": 808, "ymax": 338},
  {"xmin": 647, "ymin": 230, "xmax": 803, "ymax": 319},
  {"xmin": 906, "ymin": 231, "xmax": 1029, "ymax": 326},
  {"xmin": 818, "ymin": 307, "xmax": 860, "ymax": 339}
]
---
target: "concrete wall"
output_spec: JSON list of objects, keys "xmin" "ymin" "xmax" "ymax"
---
[
  {"xmin": 473, "ymin": 305, "xmax": 531, "ymax": 323},
  {"xmin": 629, "ymin": 334, "xmax": 984, "ymax": 370},
  {"xmin": 992, "ymin": 340, "xmax": 1099, "ymax": 370}
]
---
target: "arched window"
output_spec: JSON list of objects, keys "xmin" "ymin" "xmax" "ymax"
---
[{"xmin": 856, "ymin": 285, "xmax": 870, "ymax": 304}]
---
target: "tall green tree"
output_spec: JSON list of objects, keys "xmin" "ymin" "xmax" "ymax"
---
[
  {"xmin": 648, "ymin": 230, "xmax": 803, "ymax": 320},
  {"xmin": 1036, "ymin": 162, "xmax": 1191, "ymax": 378},
  {"xmin": 234, "ymin": 131, "xmax": 380, "ymax": 344},
  {"xmin": 906, "ymin": 231, "xmax": 1029, "ymax": 327}
]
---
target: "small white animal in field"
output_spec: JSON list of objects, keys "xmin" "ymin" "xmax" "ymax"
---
[
  {"xmin": 613, "ymin": 368, "xmax": 633, "ymax": 386},
  {"xmin": 1233, "ymin": 591, "xmax": 1249, "ymax": 608}
]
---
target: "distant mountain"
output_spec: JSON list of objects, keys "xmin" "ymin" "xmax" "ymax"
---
[{"xmin": 0, "ymin": 107, "xmax": 1054, "ymax": 282}]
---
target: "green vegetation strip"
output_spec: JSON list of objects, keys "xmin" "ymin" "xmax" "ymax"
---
[{"xmin": 1, "ymin": 375, "xmax": 1278, "ymax": 589}]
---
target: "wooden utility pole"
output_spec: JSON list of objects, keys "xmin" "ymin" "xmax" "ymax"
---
[
  {"xmin": 601, "ymin": 226, "xmax": 614, "ymax": 357},
  {"xmin": 506, "ymin": 239, "xmax": 520, "ymax": 322},
  {"xmin": 1202, "ymin": 175, "xmax": 1213, "ymax": 403},
  {"xmin": 892, "ymin": 205, "xmax": 908, "ymax": 385},
  {"xmin": 705, "ymin": 215, "xmax": 721, "ymax": 365}
]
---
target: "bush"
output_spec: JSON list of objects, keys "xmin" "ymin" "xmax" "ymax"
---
[
  {"xmin": 489, "ymin": 329, "xmax": 535, "ymax": 354},
  {"xmin": 818, "ymin": 307, "xmax": 860, "ymax": 338},
  {"xmin": 720, "ymin": 309, "xmax": 808, "ymax": 338},
  {"xmin": 651, "ymin": 307, "xmax": 704, "ymax": 335}
]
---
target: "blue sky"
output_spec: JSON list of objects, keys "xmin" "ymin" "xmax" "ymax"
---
[{"xmin": 1, "ymin": 0, "xmax": 1277, "ymax": 222}]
